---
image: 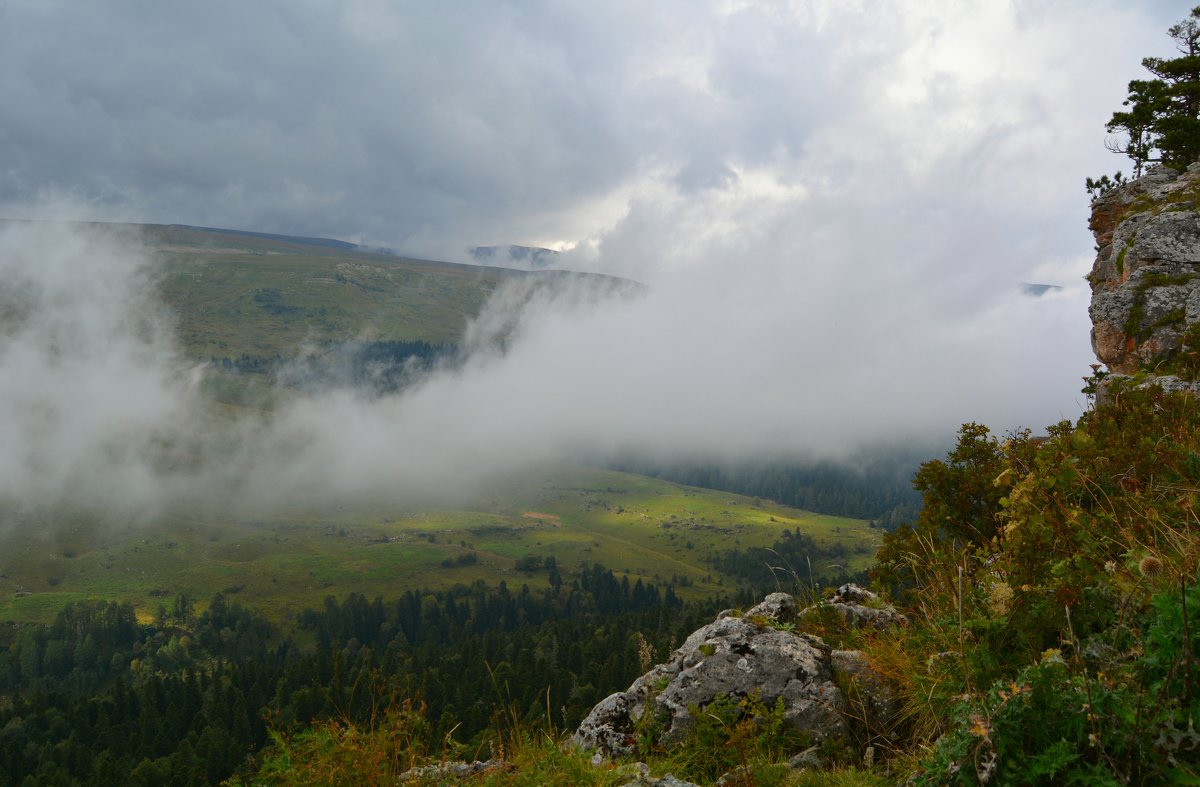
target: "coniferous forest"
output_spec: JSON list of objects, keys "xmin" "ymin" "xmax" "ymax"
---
[{"xmin": 0, "ymin": 566, "xmax": 741, "ymax": 785}]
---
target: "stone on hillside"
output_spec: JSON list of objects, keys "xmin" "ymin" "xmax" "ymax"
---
[
  {"xmin": 788, "ymin": 745, "xmax": 826, "ymax": 770},
  {"xmin": 572, "ymin": 609, "xmax": 847, "ymax": 759},
  {"xmin": 743, "ymin": 591, "xmax": 798, "ymax": 623},
  {"xmin": 802, "ymin": 583, "xmax": 908, "ymax": 630},
  {"xmin": 834, "ymin": 583, "xmax": 877, "ymax": 605},
  {"xmin": 614, "ymin": 761, "xmax": 701, "ymax": 786},
  {"xmin": 619, "ymin": 769, "xmax": 701, "ymax": 787},
  {"xmin": 573, "ymin": 591, "xmax": 892, "ymax": 761}
]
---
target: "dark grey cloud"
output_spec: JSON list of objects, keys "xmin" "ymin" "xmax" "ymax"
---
[{"xmin": 1, "ymin": 1, "xmax": 654, "ymax": 254}]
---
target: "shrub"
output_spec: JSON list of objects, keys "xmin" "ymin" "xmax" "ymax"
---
[
  {"xmin": 911, "ymin": 576, "xmax": 1200, "ymax": 785},
  {"xmin": 873, "ymin": 385, "xmax": 1200, "ymax": 781}
]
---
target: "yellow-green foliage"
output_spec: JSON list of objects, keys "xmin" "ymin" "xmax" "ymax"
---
[
  {"xmin": 230, "ymin": 700, "xmax": 450, "ymax": 786},
  {"xmin": 873, "ymin": 383, "xmax": 1200, "ymax": 782}
]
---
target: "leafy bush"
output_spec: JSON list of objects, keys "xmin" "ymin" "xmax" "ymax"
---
[
  {"xmin": 873, "ymin": 384, "xmax": 1200, "ymax": 782},
  {"xmin": 912, "ymin": 576, "xmax": 1200, "ymax": 785}
]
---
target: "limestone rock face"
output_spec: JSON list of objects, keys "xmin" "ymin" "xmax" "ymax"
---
[
  {"xmin": 1088, "ymin": 164, "xmax": 1200, "ymax": 375},
  {"xmin": 571, "ymin": 589, "xmax": 903, "ymax": 761}
]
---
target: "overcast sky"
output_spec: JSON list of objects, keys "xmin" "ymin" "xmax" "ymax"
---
[
  {"xmin": 0, "ymin": 1, "xmax": 1191, "ymax": 512},
  {"xmin": 0, "ymin": 2, "xmax": 1181, "ymax": 257}
]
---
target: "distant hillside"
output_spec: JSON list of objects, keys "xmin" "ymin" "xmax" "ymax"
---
[
  {"xmin": 162, "ymin": 223, "xmax": 364, "ymax": 252},
  {"xmin": 131, "ymin": 223, "xmax": 630, "ymax": 362},
  {"xmin": 469, "ymin": 244, "xmax": 560, "ymax": 269}
]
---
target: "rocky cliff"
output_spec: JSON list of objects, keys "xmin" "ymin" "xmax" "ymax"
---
[{"xmin": 1089, "ymin": 163, "xmax": 1200, "ymax": 391}]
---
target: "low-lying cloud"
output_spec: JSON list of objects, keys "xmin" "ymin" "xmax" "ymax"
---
[
  {"xmin": 0, "ymin": 222, "xmax": 198, "ymax": 514},
  {"xmin": 0, "ymin": 210, "xmax": 1090, "ymax": 521},
  {"xmin": 1, "ymin": 1, "xmax": 1177, "ymax": 520}
]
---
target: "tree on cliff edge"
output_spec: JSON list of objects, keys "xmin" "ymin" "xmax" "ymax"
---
[{"xmin": 1105, "ymin": 7, "xmax": 1200, "ymax": 175}]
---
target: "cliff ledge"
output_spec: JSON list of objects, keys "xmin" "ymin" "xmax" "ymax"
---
[{"xmin": 1089, "ymin": 163, "xmax": 1200, "ymax": 390}]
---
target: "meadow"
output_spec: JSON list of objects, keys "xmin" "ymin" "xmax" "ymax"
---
[{"xmin": 0, "ymin": 465, "xmax": 874, "ymax": 625}]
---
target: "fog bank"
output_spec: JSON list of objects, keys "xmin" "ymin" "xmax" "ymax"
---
[{"xmin": 0, "ymin": 216, "xmax": 1088, "ymax": 519}]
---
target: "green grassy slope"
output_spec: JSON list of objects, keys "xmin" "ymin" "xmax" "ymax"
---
[
  {"xmin": 143, "ymin": 224, "xmax": 634, "ymax": 362},
  {"xmin": 144, "ymin": 224, "xmax": 517, "ymax": 360},
  {"xmin": 0, "ymin": 466, "xmax": 875, "ymax": 625}
]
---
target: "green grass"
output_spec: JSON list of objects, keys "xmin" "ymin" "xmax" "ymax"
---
[
  {"xmin": 142, "ymin": 224, "xmax": 614, "ymax": 362},
  {"xmin": 0, "ymin": 466, "xmax": 877, "ymax": 626}
]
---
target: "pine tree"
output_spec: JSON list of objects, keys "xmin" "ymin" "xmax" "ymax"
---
[{"xmin": 1106, "ymin": 7, "xmax": 1200, "ymax": 173}]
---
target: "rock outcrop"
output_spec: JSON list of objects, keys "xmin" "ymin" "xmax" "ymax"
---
[
  {"xmin": 571, "ymin": 588, "xmax": 903, "ymax": 762},
  {"xmin": 808, "ymin": 583, "xmax": 908, "ymax": 631},
  {"xmin": 1088, "ymin": 163, "xmax": 1200, "ymax": 391}
]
